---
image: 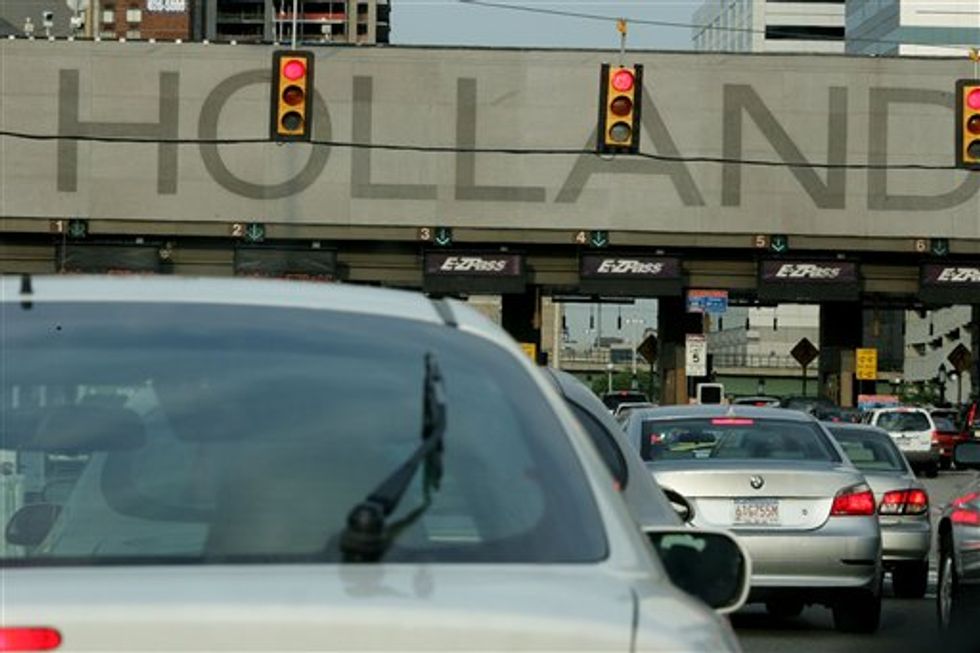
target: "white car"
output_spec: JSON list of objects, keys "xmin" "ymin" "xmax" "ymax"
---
[
  {"xmin": 1, "ymin": 275, "xmax": 747, "ymax": 652},
  {"xmin": 863, "ymin": 407, "xmax": 940, "ymax": 477}
]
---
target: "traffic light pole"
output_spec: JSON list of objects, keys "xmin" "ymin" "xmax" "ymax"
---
[{"xmin": 291, "ymin": 0, "xmax": 298, "ymax": 49}]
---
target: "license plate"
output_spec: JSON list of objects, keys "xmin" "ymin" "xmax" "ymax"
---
[{"xmin": 734, "ymin": 498, "xmax": 780, "ymax": 526}]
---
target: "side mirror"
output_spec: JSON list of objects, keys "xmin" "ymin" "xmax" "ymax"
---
[
  {"xmin": 645, "ymin": 527, "xmax": 751, "ymax": 614},
  {"xmin": 954, "ymin": 441, "xmax": 980, "ymax": 470},
  {"xmin": 6, "ymin": 503, "xmax": 61, "ymax": 547},
  {"xmin": 661, "ymin": 487, "xmax": 695, "ymax": 524}
]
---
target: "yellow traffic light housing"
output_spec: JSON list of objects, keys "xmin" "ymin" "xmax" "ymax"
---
[
  {"xmin": 956, "ymin": 79, "xmax": 980, "ymax": 170},
  {"xmin": 597, "ymin": 63, "xmax": 642, "ymax": 155},
  {"xmin": 271, "ymin": 50, "xmax": 314, "ymax": 142}
]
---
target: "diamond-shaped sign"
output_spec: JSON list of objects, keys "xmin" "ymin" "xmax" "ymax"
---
[
  {"xmin": 948, "ymin": 343, "xmax": 973, "ymax": 374},
  {"xmin": 791, "ymin": 337, "xmax": 819, "ymax": 368},
  {"xmin": 637, "ymin": 334, "xmax": 658, "ymax": 365}
]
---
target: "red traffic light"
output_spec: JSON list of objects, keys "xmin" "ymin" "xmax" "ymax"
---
[
  {"xmin": 969, "ymin": 88, "xmax": 980, "ymax": 110},
  {"xmin": 283, "ymin": 59, "xmax": 306, "ymax": 81},
  {"xmin": 611, "ymin": 69, "xmax": 635, "ymax": 92}
]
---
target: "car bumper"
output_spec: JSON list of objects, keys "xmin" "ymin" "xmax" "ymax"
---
[
  {"xmin": 902, "ymin": 450, "xmax": 939, "ymax": 465},
  {"xmin": 881, "ymin": 518, "xmax": 931, "ymax": 563},
  {"xmin": 735, "ymin": 517, "xmax": 881, "ymax": 594}
]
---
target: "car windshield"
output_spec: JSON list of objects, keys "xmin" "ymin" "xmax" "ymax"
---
[
  {"xmin": 640, "ymin": 417, "xmax": 839, "ymax": 463},
  {"xmin": 876, "ymin": 411, "xmax": 930, "ymax": 432},
  {"xmin": 1, "ymin": 301, "xmax": 606, "ymax": 566},
  {"xmin": 828, "ymin": 428, "xmax": 906, "ymax": 472}
]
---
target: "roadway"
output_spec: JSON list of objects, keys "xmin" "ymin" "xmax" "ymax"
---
[{"xmin": 736, "ymin": 468, "xmax": 980, "ymax": 653}]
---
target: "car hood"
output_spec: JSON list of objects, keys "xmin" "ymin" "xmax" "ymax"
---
[{"xmin": 2, "ymin": 564, "xmax": 646, "ymax": 651}]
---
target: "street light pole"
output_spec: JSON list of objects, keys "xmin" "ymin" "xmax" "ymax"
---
[{"xmin": 606, "ymin": 363, "xmax": 614, "ymax": 394}]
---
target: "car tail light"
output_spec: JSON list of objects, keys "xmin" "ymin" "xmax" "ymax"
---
[
  {"xmin": 931, "ymin": 430, "xmax": 940, "ymax": 444},
  {"xmin": 711, "ymin": 418, "xmax": 754, "ymax": 426},
  {"xmin": 831, "ymin": 483, "xmax": 876, "ymax": 516},
  {"xmin": 952, "ymin": 491, "xmax": 979, "ymax": 508},
  {"xmin": 951, "ymin": 507, "xmax": 980, "ymax": 526},
  {"xmin": 879, "ymin": 489, "xmax": 929, "ymax": 515},
  {"xmin": 0, "ymin": 628, "xmax": 61, "ymax": 651}
]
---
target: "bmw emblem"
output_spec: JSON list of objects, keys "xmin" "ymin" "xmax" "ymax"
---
[{"xmin": 750, "ymin": 476, "xmax": 765, "ymax": 490}]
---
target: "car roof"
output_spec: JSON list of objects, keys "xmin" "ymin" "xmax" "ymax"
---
[
  {"xmin": 627, "ymin": 405, "xmax": 815, "ymax": 422},
  {"xmin": 3, "ymin": 275, "xmax": 514, "ymax": 349}
]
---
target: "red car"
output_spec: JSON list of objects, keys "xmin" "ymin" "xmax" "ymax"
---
[{"xmin": 930, "ymin": 410, "xmax": 970, "ymax": 470}]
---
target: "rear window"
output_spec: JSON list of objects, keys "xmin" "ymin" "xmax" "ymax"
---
[
  {"xmin": 601, "ymin": 392, "xmax": 647, "ymax": 411},
  {"xmin": 875, "ymin": 411, "xmax": 931, "ymax": 432},
  {"xmin": 829, "ymin": 428, "xmax": 906, "ymax": 472},
  {"xmin": 641, "ymin": 418, "xmax": 839, "ymax": 463},
  {"xmin": 2, "ymin": 301, "xmax": 607, "ymax": 566},
  {"xmin": 933, "ymin": 417, "xmax": 958, "ymax": 433}
]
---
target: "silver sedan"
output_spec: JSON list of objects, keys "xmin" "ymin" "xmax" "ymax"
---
[
  {"xmin": 629, "ymin": 405, "xmax": 882, "ymax": 633},
  {"xmin": 937, "ymin": 441, "xmax": 980, "ymax": 647},
  {"xmin": 0, "ymin": 276, "xmax": 744, "ymax": 652},
  {"xmin": 826, "ymin": 423, "xmax": 931, "ymax": 598}
]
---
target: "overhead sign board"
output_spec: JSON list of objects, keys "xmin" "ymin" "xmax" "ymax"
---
[
  {"xmin": 687, "ymin": 289, "xmax": 728, "ymax": 314},
  {"xmin": 579, "ymin": 255, "xmax": 683, "ymax": 296},
  {"xmin": 919, "ymin": 264, "xmax": 980, "ymax": 303},
  {"xmin": 423, "ymin": 251, "xmax": 526, "ymax": 294},
  {"xmin": 685, "ymin": 334, "xmax": 707, "ymax": 378},
  {"xmin": 234, "ymin": 246, "xmax": 338, "ymax": 281},
  {"xmin": 855, "ymin": 348, "xmax": 878, "ymax": 381},
  {"xmin": 758, "ymin": 261, "xmax": 860, "ymax": 302},
  {"xmin": 58, "ymin": 243, "xmax": 163, "ymax": 274},
  {"xmin": 2, "ymin": 43, "xmax": 980, "ymax": 243}
]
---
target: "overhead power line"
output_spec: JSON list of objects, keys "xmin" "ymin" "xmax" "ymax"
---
[
  {"xmin": 456, "ymin": 0, "xmax": 978, "ymax": 51},
  {"xmin": 0, "ymin": 129, "xmax": 963, "ymax": 171}
]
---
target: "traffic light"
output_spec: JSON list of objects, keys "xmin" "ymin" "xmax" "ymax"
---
[
  {"xmin": 597, "ymin": 63, "xmax": 642, "ymax": 154},
  {"xmin": 956, "ymin": 79, "xmax": 980, "ymax": 170},
  {"xmin": 271, "ymin": 50, "xmax": 314, "ymax": 142}
]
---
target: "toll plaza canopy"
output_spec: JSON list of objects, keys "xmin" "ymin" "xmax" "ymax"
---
[{"xmin": 1, "ymin": 40, "xmax": 978, "ymax": 242}]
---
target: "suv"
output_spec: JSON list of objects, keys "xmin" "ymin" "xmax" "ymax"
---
[{"xmin": 864, "ymin": 407, "xmax": 940, "ymax": 477}]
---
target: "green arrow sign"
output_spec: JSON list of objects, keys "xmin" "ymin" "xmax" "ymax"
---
[
  {"xmin": 931, "ymin": 238, "xmax": 950, "ymax": 257},
  {"xmin": 243, "ymin": 223, "xmax": 266, "ymax": 244},
  {"xmin": 770, "ymin": 234, "xmax": 789, "ymax": 253},
  {"xmin": 590, "ymin": 230, "xmax": 609, "ymax": 248},
  {"xmin": 434, "ymin": 227, "xmax": 453, "ymax": 247},
  {"xmin": 67, "ymin": 219, "xmax": 88, "ymax": 239}
]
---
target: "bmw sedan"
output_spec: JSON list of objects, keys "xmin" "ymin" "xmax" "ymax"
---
[
  {"xmin": 636, "ymin": 406, "xmax": 883, "ymax": 633},
  {"xmin": 0, "ymin": 275, "xmax": 745, "ymax": 652},
  {"xmin": 826, "ymin": 423, "xmax": 931, "ymax": 598}
]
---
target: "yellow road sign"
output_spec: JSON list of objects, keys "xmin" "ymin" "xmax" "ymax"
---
[
  {"xmin": 519, "ymin": 342, "xmax": 537, "ymax": 362},
  {"xmin": 855, "ymin": 348, "xmax": 878, "ymax": 381}
]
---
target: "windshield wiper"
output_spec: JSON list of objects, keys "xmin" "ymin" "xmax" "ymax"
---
[{"xmin": 340, "ymin": 352, "xmax": 446, "ymax": 562}]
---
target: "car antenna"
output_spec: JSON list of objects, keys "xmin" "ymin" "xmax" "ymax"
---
[{"xmin": 19, "ymin": 273, "xmax": 33, "ymax": 310}]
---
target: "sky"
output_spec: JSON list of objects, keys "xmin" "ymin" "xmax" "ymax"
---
[
  {"xmin": 389, "ymin": 1, "xmax": 702, "ymax": 345},
  {"xmin": 391, "ymin": 1, "xmax": 701, "ymax": 51}
]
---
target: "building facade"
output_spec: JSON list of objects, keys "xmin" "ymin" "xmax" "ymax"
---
[
  {"xmin": 847, "ymin": 0, "xmax": 980, "ymax": 56},
  {"xmin": 97, "ymin": 1, "xmax": 192, "ymax": 40},
  {"xmin": 207, "ymin": 0, "xmax": 389, "ymax": 44},
  {"xmin": 692, "ymin": 0, "xmax": 846, "ymax": 53}
]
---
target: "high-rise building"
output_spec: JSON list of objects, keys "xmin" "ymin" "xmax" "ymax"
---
[
  {"xmin": 208, "ymin": 0, "xmax": 389, "ymax": 44},
  {"xmin": 847, "ymin": 0, "xmax": 980, "ymax": 56},
  {"xmin": 692, "ymin": 0, "xmax": 845, "ymax": 53}
]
